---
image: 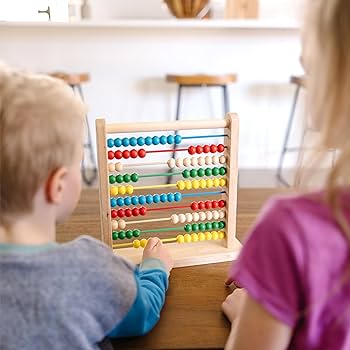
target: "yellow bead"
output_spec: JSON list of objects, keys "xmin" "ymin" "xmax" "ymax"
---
[
  {"xmin": 213, "ymin": 178, "xmax": 220, "ymax": 187},
  {"xmin": 218, "ymin": 231, "xmax": 225, "ymax": 239},
  {"xmin": 192, "ymin": 179, "xmax": 200, "ymax": 189},
  {"xmin": 212, "ymin": 231, "xmax": 219, "ymax": 240},
  {"xmin": 177, "ymin": 180, "xmax": 185, "ymax": 191},
  {"xmin": 184, "ymin": 233, "xmax": 192, "ymax": 243},
  {"xmin": 205, "ymin": 232, "xmax": 212, "ymax": 240},
  {"xmin": 191, "ymin": 233, "xmax": 199, "ymax": 242},
  {"xmin": 176, "ymin": 235, "xmax": 185, "ymax": 244},
  {"xmin": 206, "ymin": 179, "xmax": 214, "ymax": 188},
  {"xmin": 140, "ymin": 239, "xmax": 148, "ymax": 248},
  {"xmin": 219, "ymin": 178, "xmax": 227, "ymax": 187},
  {"xmin": 111, "ymin": 220, "xmax": 118, "ymax": 230},
  {"xmin": 110, "ymin": 186, "xmax": 118, "ymax": 196},
  {"xmin": 199, "ymin": 179, "xmax": 207, "ymax": 188},
  {"xmin": 198, "ymin": 232, "xmax": 206, "ymax": 241},
  {"xmin": 126, "ymin": 185, "xmax": 134, "ymax": 195},
  {"xmin": 133, "ymin": 240, "xmax": 141, "ymax": 248},
  {"xmin": 185, "ymin": 180, "xmax": 192, "ymax": 190},
  {"xmin": 118, "ymin": 186, "xmax": 126, "ymax": 195},
  {"xmin": 108, "ymin": 163, "xmax": 115, "ymax": 172}
]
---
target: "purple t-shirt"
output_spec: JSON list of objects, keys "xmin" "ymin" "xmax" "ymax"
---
[{"xmin": 229, "ymin": 192, "xmax": 350, "ymax": 349}]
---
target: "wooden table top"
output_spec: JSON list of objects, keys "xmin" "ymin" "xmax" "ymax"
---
[{"xmin": 57, "ymin": 188, "xmax": 285, "ymax": 349}]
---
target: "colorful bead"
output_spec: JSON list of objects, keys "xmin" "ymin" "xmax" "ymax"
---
[
  {"xmin": 133, "ymin": 229, "xmax": 141, "ymax": 237},
  {"xmin": 112, "ymin": 231, "xmax": 118, "ymax": 240},
  {"xmin": 114, "ymin": 150, "xmax": 122, "ymax": 159},
  {"xmin": 118, "ymin": 231, "xmax": 126, "ymax": 239},
  {"xmin": 140, "ymin": 239, "xmax": 148, "ymax": 248},
  {"xmin": 133, "ymin": 240, "xmax": 141, "ymax": 248},
  {"xmin": 191, "ymin": 233, "xmax": 199, "ymax": 242},
  {"xmin": 108, "ymin": 163, "xmax": 115, "ymax": 172},
  {"xmin": 108, "ymin": 151, "xmax": 114, "ymax": 160},
  {"xmin": 139, "ymin": 195, "xmax": 146, "ymax": 205},
  {"xmin": 139, "ymin": 207, "xmax": 147, "ymax": 215},
  {"xmin": 130, "ymin": 173, "xmax": 139, "ymax": 182},
  {"xmin": 111, "ymin": 220, "xmax": 118, "ymax": 230},
  {"xmin": 192, "ymin": 180, "xmax": 200, "ymax": 189},
  {"xmin": 129, "ymin": 137, "xmax": 137, "ymax": 146},
  {"xmin": 167, "ymin": 193, "xmax": 175, "ymax": 202},
  {"xmin": 115, "ymin": 162, "xmax": 123, "ymax": 172},
  {"xmin": 219, "ymin": 178, "xmax": 226, "ymax": 186},
  {"xmin": 152, "ymin": 136, "xmax": 160, "ymax": 145},
  {"xmin": 203, "ymin": 145, "xmax": 210, "ymax": 153},
  {"xmin": 117, "ymin": 198, "xmax": 124, "ymax": 206},
  {"xmin": 174, "ymin": 192, "xmax": 182, "ymax": 201},
  {"xmin": 167, "ymin": 135, "xmax": 174, "ymax": 144},
  {"xmin": 130, "ymin": 149, "xmax": 138, "ymax": 158},
  {"xmin": 132, "ymin": 208, "xmax": 139, "ymax": 216},
  {"xmin": 205, "ymin": 232, "xmax": 212, "ymax": 240},
  {"xmin": 177, "ymin": 235, "xmax": 185, "ymax": 243},
  {"xmin": 110, "ymin": 198, "xmax": 117, "ymax": 207},
  {"xmin": 119, "ymin": 220, "xmax": 126, "ymax": 229},
  {"xmin": 138, "ymin": 149, "xmax": 146, "ymax": 158},
  {"xmin": 198, "ymin": 157, "xmax": 205, "ymax": 166},
  {"xmin": 184, "ymin": 224, "xmax": 192, "ymax": 232},
  {"xmin": 191, "ymin": 202, "xmax": 199, "ymax": 211},
  {"xmin": 198, "ymin": 232, "xmax": 206, "ymax": 241},
  {"xmin": 126, "ymin": 230, "xmax": 133, "ymax": 239},
  {"xmin": 185, "ymin": 213, "xmax": 193, "ymax": 222},
  {"xmin": 145, "ymin": 136, "xmax": 152, "ymax": 145},
  {"xmin": 137, "ymin": 137, "xmax": 145, "ymax": 146},
  {"xmin": 167, "ymin": 158, "xmax": 176, "ymax": 169},
  {"xmin": 171, "ymin": 214, "xmax": 179, "ymax": 224},
  {"xmin": 146, "ymin": 195, "xmax": 153, "ymax": 204},
  {"xmin": 198, "ymin": 223, "xmax": 206, "ymax": 231},
  {"xmin": 123, "ymin": 174, "xmax": 131, "ymax": 182},
  {"xmin": 219, "ymin": 199, "xmax": 226, "ymax": 208},
  {"xmin": 174, "ymin": 135, "xmax": 182, "ymax": 144},
  {"xmin": 183, "ymin": 157, "xmax": 192, "ymax": 167},
  {"xmin": 175, "ymin": 158, "xmax": 183, "ymax": 168},
  {"xmin": 131, "ymin": 196, "xmax": 139, "ymax": 205},
  {"xmin": 188, "ymin": 146, "xmax": 196, "ymax": 155},
  {"xmin": 107, "ymin": 138, "xmax": 114, "ymax": 148},
  {"xmin": 122, "ymin": 138, "xmax": 129, "ymax": 147},
  {"xmin": 160, "ymin": 135, "xmax": 167, "ymax": 145},
  {"xmin": 184, "ymin": 234, "xmax": 192, "ymax": 243},
  {"xmin": 217, "ymin": 144, "xmax": 225, "ymax": 152},
  {"xmin": 177, "ymin": 180, "xmax": 185, "ymax": 191},
  {"xmin": 153, "ymin": 194, "xmax": 160, "ymax": 203},
  {"xmin": 114, "ymin": 138, "xmax": 122, "ymax": 147},
  {"xmin": 160, "ymin": 193, "xmax": 167, "ymax": 202},
  {"xmin": 182, "ymin": 169, "xmax": 190, "ymax": 178},
  {"xmin": 111, "ymin": 210, "xmax": 118, "ymax": 218},
  {"xmin": 109, "ymin": 175, "xmax": 116, "ymax": 184},
  {"xmin": 219, "ymin": 155, "xmax": 226, "ymax": 164},
  {"xmin": 178, "ymin": 214, "xmax": 186, "ymax": 223},
  {"xmin": 219, "ymin": 167, "xmax": 227, "ymax": 175},
  {"xmin": 197, "ymin": 168, "xmax": 205, "ymax": 177},
  {"xmin": 125, "ymin": 209, "xmax": 132, "ymax": 217},
  {"xmin": 110, "ymin": 187, "xmax": 118, "ymax": 196},
  {"xmin": 212, "ymin": 231, "xmax": 219, "ymax": 240}
]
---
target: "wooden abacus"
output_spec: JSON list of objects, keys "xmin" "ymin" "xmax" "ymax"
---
[{"xmin": 96, "ymin": 113, "xmax": 241, "ymax": 267}]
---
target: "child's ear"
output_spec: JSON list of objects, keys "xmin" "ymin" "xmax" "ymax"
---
[{"xmin": 45, "ymin": 167, "xmax": 68, "ymax": 204}]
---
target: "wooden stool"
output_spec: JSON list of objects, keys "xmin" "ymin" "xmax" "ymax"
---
[{"xmin": 48, "ymin": 72, "xmax": 97, "ymax": 186}]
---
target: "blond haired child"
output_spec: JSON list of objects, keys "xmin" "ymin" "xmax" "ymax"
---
[
  {"xmin": 222, "ymin": 1, "xmax": 350, "ymax": 349},
  {"xmin": 0, "ymin": 64, "xmax": 173, "ymax": 349}
]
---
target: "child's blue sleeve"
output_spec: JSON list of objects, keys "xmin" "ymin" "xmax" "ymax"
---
[{"xmin": 107, "ymin": 258, "xmax": 169, "ymax": 338}]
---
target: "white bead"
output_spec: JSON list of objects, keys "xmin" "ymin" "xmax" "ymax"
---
[
  {"xmin": 118, "ymin": 219, "xmax": 126, "ymax": 229},
  {"xmin": 205, "ymin": 156, "xmax": 212, "ymax": 165},
  {"xmin": 212, "ymin": 156, "xmax": 220, "ymax": 165},
  {"xmin": 178, "ymin": 214, "xmax": 186, "ymax": 223},
  {"xmin": 111, "ymin": 220, "xmax": 118, "ymax": 230},
  {"xmin": 219, "ymin": 210, "xmax": 225, "ymax": 219},
  {"xmin": 167, "ymin": 158, "xmax": 176, "ymax": 169},
  {"xmin": 176, "ymin": 158, "xmax": 183, "ymax": 168},
  {"xmin": 115, "ymin": 162, "xmax": 123, "ymax": 172},
  {"xmin": 219, "ymin": 155, "xmax": 226, "ymax": 164},
  {"xmin": 185, "ymin": 213, "xmax": 193, "ymax": 222},
  {"xmin": 183, "ymin": 157, "xmax": 191, "ymax": 167},
  {"xmin": 192, "ymin": 212, "xmax": 200, "ymax": 222},
  {"xmin": 198, "ymin": 156, "xmax": 205, "ymax": 166},
  {"xmin": 213, "ymin": 211, "xmax": 220, "ymax": 220},
  {"xmin": 205, "ymin": 211, "xmax": 213, "ymax": 220},
  {"xmin": 108, "ymin": 163, "xmax": 115, "ymax": 172},
  {"xmin": 199, "ymin": 212, "xmax": 206, "ymax": 221},
  {"xmin": 190, "ymin": 157, "xmax": 198, "ymax": 166},
  {"xmin": 171, "ymin": 214, "xmax": 179, "ymax": 224}
]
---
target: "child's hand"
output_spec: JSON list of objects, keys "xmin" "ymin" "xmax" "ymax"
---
[
  {"xmin": 143, "ymin": 237, "xmax": 174, "ymax": 273},
  {"xmin": 222, "ymin": 288, "xmax": 247, "ymax": 323}
]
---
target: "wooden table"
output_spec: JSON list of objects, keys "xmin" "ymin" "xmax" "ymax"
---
[{"xmin": 57, "ymin": 188, "xmax": 285, "ymax": 349}]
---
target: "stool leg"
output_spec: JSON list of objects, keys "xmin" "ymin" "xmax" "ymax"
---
[
  {"xmin": 276, "ymin": 84, "xmax": 301, "ymax": 187},
  {"xmin": 222, "ymin": 85, "xmax": 229, "ymax": 115},
  {"xmin": 74, "ymin": 84, "xmax": 98, "ymax": 186}
]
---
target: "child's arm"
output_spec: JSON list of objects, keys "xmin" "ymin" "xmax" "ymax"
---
[
  {"xmin": 108, "ymin": 238, "xmax": 173, "ymax": 338},
  {"xmin": 223, "ymin": 289, "xmax": 292, "ymax": 350}
]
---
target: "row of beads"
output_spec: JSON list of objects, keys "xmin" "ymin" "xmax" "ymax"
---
[
  {"xmin": 112, "ymin": 229, "xmax": 141, "ymax": 240},
  {"xmin": 176, "ymin": 178, "xmax": 226, "ymax": 191},
  {"xmin": 111, "ymin": 206, "xmax": 147, "ymax": 219},
  {"xmin": 167, "ymin": 155, "xmax": 226, "ymax": 169},
  {"xmin": 109, "ymin": 173, "xmax": 139, "ymax": 184},
  {"xmin": 182, "ymin": 167, "xmax": 226, "ymax": 178},
  {"xmin": 110, "ymin": 185, "xmax": 134, "ymax": 196},
  {"xmin": 184, "ymin": 221, "xmax": 225, "ymax": 233},
  {"xmin": 190, "ymin": 200, "xmax": 226, "ymax": 210},
  {"xmin": 107, "ymin": 135, "xmax": 182, "ymax": 148},
  {"xmin": 108, "ymin": 149, "xmax": 146, "ymax": 160},
  {"xmin": 171, "ymin": 210, "xmax": 225, "ymax": 224},
  {"xmin": 110, "ymin": 192, "xmax": 182, "ymax": 207},
  {"xmin": 188, "ymin": 144, "xmax": 225, "ymax": 155}
]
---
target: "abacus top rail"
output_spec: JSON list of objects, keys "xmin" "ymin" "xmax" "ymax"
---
[{"xmin": 103, "ymin": 118, "xmax": 230, "ymax": 133}]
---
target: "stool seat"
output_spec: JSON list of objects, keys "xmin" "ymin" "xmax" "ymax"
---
[
  {"xmin": 290, "ymin": 75, "xmax": 306, "ymax": 88},
  {"xmin": 48, "ymin": 72, "xmax": 90, "ymax": 86},
  {"xmin": 166, "ymin": 74, "xmax": 237, "ymax": 86}
]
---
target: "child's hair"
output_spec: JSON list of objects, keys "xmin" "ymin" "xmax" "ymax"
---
[
  {"xmin": 0, "ymin": 64, "xmax": 86, "ymax": 225},
  {"xmin": 303, "ymin": 0, "xmax": 350, "ymax": 235}
]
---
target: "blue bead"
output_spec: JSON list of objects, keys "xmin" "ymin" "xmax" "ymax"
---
[
  {"xmin": 124, "ymin": 197, "xmax": 132, "ymax": 206},
  {"xmin": 114, "ymin": 138, "xmax": 122, "ymax": 147},
  {"xmin": 160, "ymin": 135, "xmax": 167, "ymax": 145},
  {"xmin": 146, "ymin": 195, "xmax": 153, "ymax": 204},
  {"xmin": 137, "ymin": 137, "xmax": 145, "ymax": 146},
  {"xmin": 117, "ymin": 198, "xmax": 125, "ymax": 206},
  {"xmin": 129, "ymin": 137, "xmax": 137, "ymax": 146},
  {"xmin": 160, "ymin": 193, "xmax": 167, "ymax": 202},
  {"xmin": 131, "ymin": 196, "xmax": 139, "ymax": 205},
  {"xmin": 152, "ymin": 136, "xmax": 160, "ymax": 145},
  {"xmin": 145, "ymin": 136, "xmax": 152, "ymax": 146},
  {"xmin": 110, "ymin": 198, "xmax": 117, "ymax": 207},
  {"xmin": 107, "ymin": 138, "xmax": 114, "ymax": 148},
  {"xmin": 174, "ymin": 192, "xmax": 182, "ymax": 202},
  {"xmin": 153, "ymin": 194, "xmax": 160, "ymax": 203},
  {"xmin": 122, "ymin": 137, "xmax": 130, "ymax": 147},
  {"xmin": 174, "ymin": 135, "xmax": 182, "ymax": 144},
  {"xmin": 167, "ymin": 135, "xmax": 174, "ymax": 144},
  {"xmin": 139, "ymin": 195, "xmax": 146, "ymax": 205},
  {"xmin": 167, "ymin": 193, "xmax": 175, "ymax": 202}
]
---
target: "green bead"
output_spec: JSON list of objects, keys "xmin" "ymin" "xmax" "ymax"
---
[
  {"xmin": 219, "ymin": 167, "xmax": 227, "ymax": 175},
  {"xmin": 126, "ymin": 230, "xmax": 133, "ymax": 239},
  {"xmin": 218, "ymin": 221, "xmax": 225, "ymax": 229},
  {"xmin": 109, "ymin": 175, "xmax": 116, "ymax": 184},
  {"xmin": 133, "ymin": 229, "xmax": 141, "ymax": 237},
  {"xmin": 212, "ymin": 222, "xmax": 219, "ymax": 229},
  {"xmin": 184, "ymin": 224, "xmax": 192, "ymax": 232},
  {"xmin": 118, "ymin": 231, "xmax": 126, "ymax": 240},
  {"xmin": 205, "ymin": 168, "xmax": 212, "ymax": 176},
  {"xmin": 123, "ymin": 174, "xmax": 131, "ymax": 183},
  {"xmin": 112, "ymin": 231, "xmax": 118, "ymax": 240},
  {"xmin": 116, "ymin": 175, "xmax": 124, "ymax": 183},
  {"xmin": 130, "ymin": 173, "xmax": 139, "ymax": 182},
  {"xmin": 190, "ymin": 169, "xmax": 197, "ymax": 178},
  {"xmin": 212, "ymin": 167, "xmax": 220, "ymax": 176},
  {"xmin": 205, "ymin": 222, "xmax": 212, "ymax": 230},
  {"xmin": 192, "ymin": 223, "xmax": 199, "ymax": 232},
  {"xmin": 198, "ymin": 223, "xmax": 206, "ymax": 231},
  {"xmin": 182, "ymin": 169, "xmax": 190, "ymax": 178},
  {"xmin": 197, "ymin": 168, "xmax": 205, "ymax": 177}
]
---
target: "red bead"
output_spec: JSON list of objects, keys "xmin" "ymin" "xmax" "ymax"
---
[
  {"xmin": 203, "ymin": 145, "xmax": 210, "ymax": 153},
  {"xmin": 138, "ymin": 149, "xmax": 146, "ymax": 158},
  {"xmin": 125, "ymin": 208, "xmax": 132, "ymax": 217},
  {"xmin": 117, "ymin": 209, "xmax": 125, "ymax": 218},
  {"xmin": 111, "ymin": 210, "xmax": 118, "ymax": 218},
  {"xmin": 191, "ymin": 202, "xmax": 199, "ymax": 211},
  {"xmin": 130, "ymin": 149, "xmax": 138, "ymax": 158},
  {"xmin": 204, "ymin": 200, "xmax": 212, "ymax": 209},
  {"xmin": 114, "ymin": 150, "xmax": 123, "ymax": 159},
  {"xmin": 210, "ymin": 144, "xmax": 217, "ymax": 153},
  {"xmin": 217, "ymin": 144, "xmax": 225, "ymax": 153},
  {"xmin": 198, "ymin": 201, "xmax": 205, "ymax": 210},
  {"xmin": 196, "ymin": 145, "xmax": 203, "ymax": 154},
  {"xmin": 212, "ymin": 200, "xmax": 219, "ymax": 208},
  {"xmin": 139, "ymin": 207, "xmax": 147, "ymax": 215},
  {"xmin": 188, "ymin": 146, "xmax": 196, "ymax": 155},
  {"xmin": 131, "ymin": 208, "xmax": 139, "ymax": 216},
  {"xmin": 218, "ymin": 199, "xmax": 226, "ymax": 208},
  {"xmin": 108, "ymin": 151, "xmax": 115, "ymax": 160},
  {"xmin": 122, "ymin": 150, "xmax": 130, "ymax": 159}
]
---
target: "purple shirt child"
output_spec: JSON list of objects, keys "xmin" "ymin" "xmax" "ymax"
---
[{"xmin": 229, "ymin": 192, "xmax": 350, "ymax": 349}]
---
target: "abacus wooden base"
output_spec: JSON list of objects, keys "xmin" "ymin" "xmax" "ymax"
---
[{"xmin": 113, "ymin": 237, "xmax": 242, "ymax": 268}]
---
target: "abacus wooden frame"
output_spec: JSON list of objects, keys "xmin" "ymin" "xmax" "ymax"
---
[{"xmin": 95, "ymin": 113, "xmax": 241, "ymax": 267}]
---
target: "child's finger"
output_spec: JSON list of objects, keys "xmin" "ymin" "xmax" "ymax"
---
[{"xmin": 145, "ymin": 237, "xmax": 161, "ymax": 250}]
